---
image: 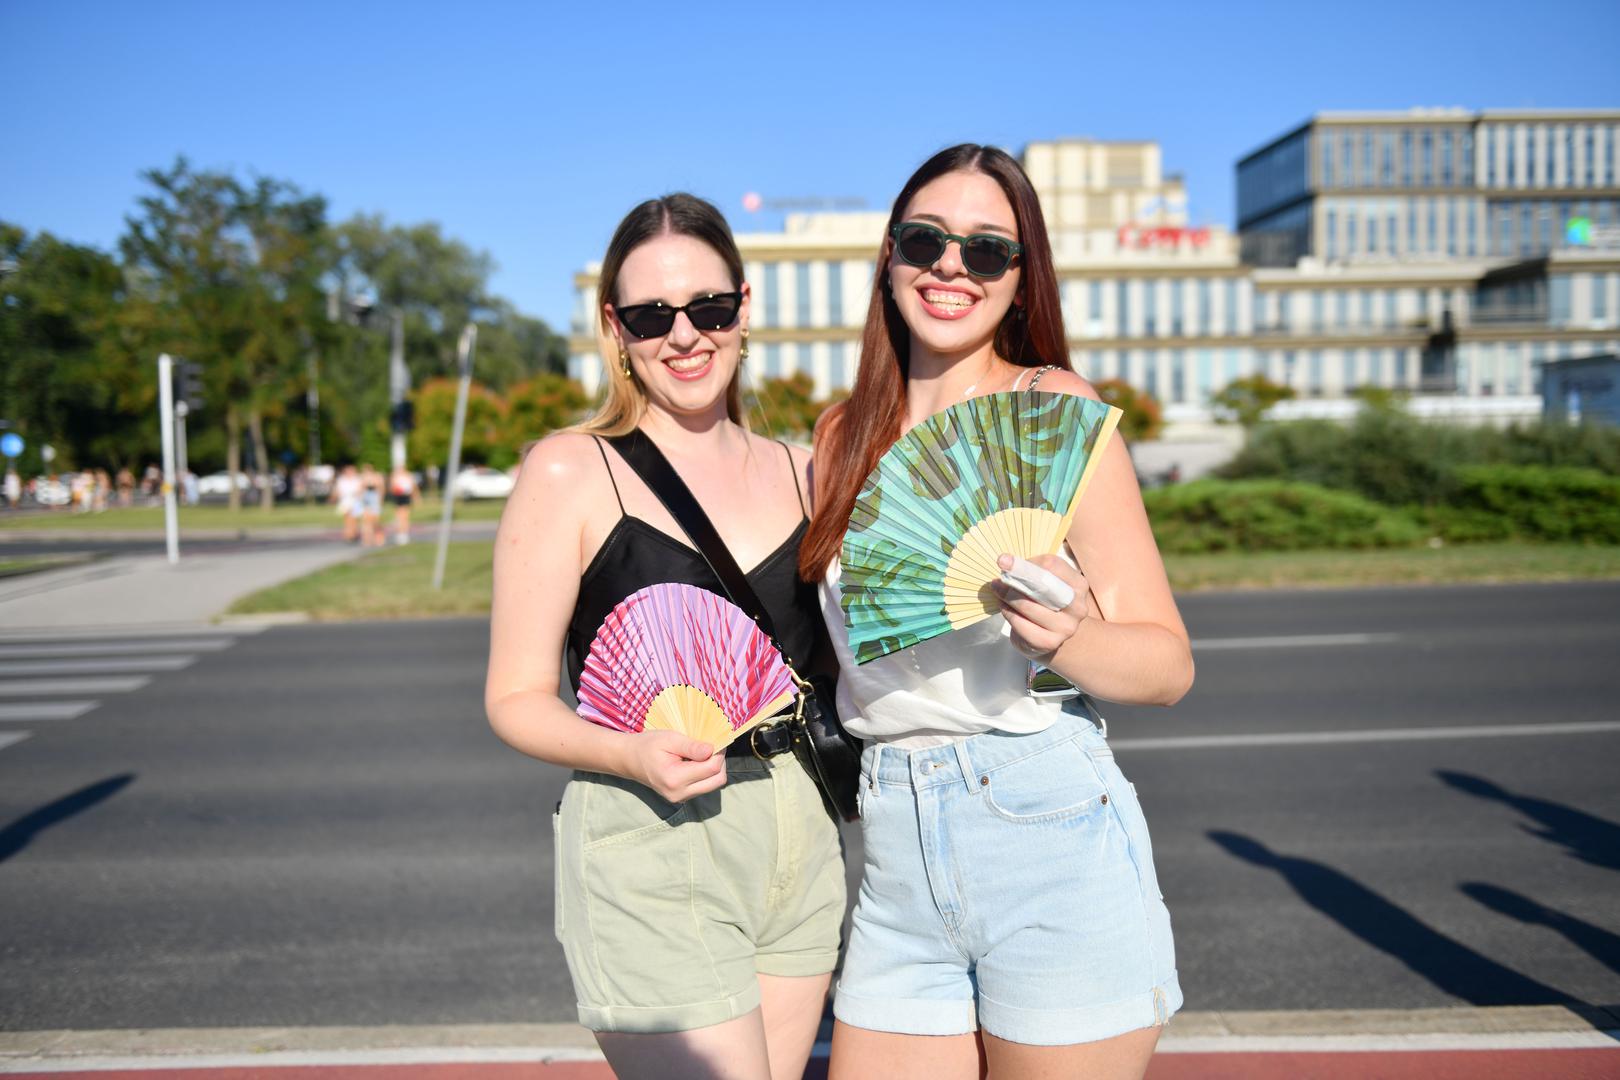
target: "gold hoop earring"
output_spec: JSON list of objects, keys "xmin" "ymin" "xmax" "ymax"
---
[
  {"xmin": 740, "ymin": 328, "xmax": 750, "ymax": 361},
  {"xmin": 619, "ymin": 348, "xmax": 631, "ymax": 379}
]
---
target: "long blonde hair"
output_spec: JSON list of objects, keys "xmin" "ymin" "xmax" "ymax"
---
[{"xmin": 572, "ymin": 193, "xmax": 748, "ymax": 437}]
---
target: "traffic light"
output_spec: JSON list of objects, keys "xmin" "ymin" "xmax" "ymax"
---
[
  {"xmin": 390, "ymin": 400, "xmax": 415, "ymax": 433},
  {"xmin": 177, "ymin": 362, "xmax": 206, "ymax": 411}
]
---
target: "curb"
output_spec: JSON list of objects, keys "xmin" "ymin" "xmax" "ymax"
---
[{"xmin": 2, "ymin": 1007, "xmax": 1616, "ymax": 1071}]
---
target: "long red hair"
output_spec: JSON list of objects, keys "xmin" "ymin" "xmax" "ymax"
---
[{"xmin": 799, "ymin": 144, "xmax": 1071, "ymax": 582}]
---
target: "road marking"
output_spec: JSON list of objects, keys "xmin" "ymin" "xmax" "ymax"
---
[
  {"xmin": 1112, "ymin": 720, "xmax": 1620, "ymax": 751},
  {"xmin": 0, "ymin": 624, "xmax": 265, "ymax": 643},
  {"xmin": 1193, "ymin": 632, "xmax": 1401, "ymax": 650},
  {"xmin": 0, "ymin": 639, "xmax": 234, "ymax": 659},
  {"xmin": 0, "ymin": 731, "xmax": 30, "ymax": 753},
  {"xmin": 0, "ymin": 701, "xmax": 98, "ymax": 722},
  {"xmin": 0, "ymin": 657, "xmax": 196, "ymax": 676},
  {"xmin": 0, "ymin": 677, "xmax": 151, "ymax": 696}
]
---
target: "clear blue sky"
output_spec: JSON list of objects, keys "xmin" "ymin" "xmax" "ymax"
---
[{"xmin": 5, "ymin": 0, "xmax": 1618, "ymax": 334}]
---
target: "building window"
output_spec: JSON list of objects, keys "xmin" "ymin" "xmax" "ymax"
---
[
  {"xmin": 1525, "ymin": 126, "xmax": 1537, "ymax": 186},
  {"xmin": 1144, "ymin": 351, "xmax": 1159, "ymax": 398},
  {"xmin": 1198, "ymin": 279, "xmax": 1211, "ymax": 335},
  {"xmin": 1401, "ymin": 130, "xmax": 1413, "ymax": 186},
  {"xmin": 1587, "ymin": 128, "xmax": 1597, "ymax": 186},
  {"xmin": 1427, "ymin": 199, "xmax": 1438, "ymax": 252},
  {"xmin": 1325, "ymin": 208, "xmax": 1337, "ymax": 259},
  {"xmin": 1225, "ymin": 280, "xmax": 1239, "ymax": 336},
  {"xmin": 1143, "ymin": 280, "xmax": 1157, "ymax": 336},
  {"xmin": 1360, "ymin": 289, "xmax": 1374, "ymax": 326},
  {"xmin": 1321, "ymin": 137, "xmax": 1335, "ymax": 187},
  {"xmin": 764, "ymin": 342, "xmax": 782, "ymax": 377},
  {"xmin": 1347, "ymin": 210, "xmax": 1358, "ymax": 255},
  {"xmin": 762, "ymin": 263, "xmax": 779, "ymax": 326},
  {"xmin": 829, "ymin": 341, "xmax": 849, "ymax": 388},
  {"xmin": 827, "ymin": 262, "xmax": 843, "ymax": 326},
  {"xmin": 1563, "ymin": 126, "xmax": 1574, "ymax": 188},
  {"xmin": 1446, "ymin": 200, "xmax": 1457, "ymax": 256},
  {"xmin": 1197, "ymin": 349, "xmax": 1214, "ymax": 402},
  {"xmin": 1384, "ymin": 289, "xmax": 1397, "ymax": 327},
  {"xmin": 1363, "ymin": 132, "xmax": 1376, "ymax": 187},
  {"xmin": 1594, "ymin": 273, "xmax": 1611, "ymax": 322},
  {"xmin": 1407, "ymin": 199, "xmax": 1418, "ymax": 252},
  {"xmin": 1170, "ymin": 350, "xmax": 1186, "ymax": 403},
  {"xmin": 1311, "ymin": 290, "xmax": 1324, "ymax": 331},
  {"xmin": 1381, "ymin": 131, "xmax": 1394, "ymax": 186},
  {"xmin": 795, "ymin": 262, "xmax": 812, "ymax": 327},
  {"xmin": 1308, "ymin": 350, "xmax": 1324, "ymax": 396},
  {"xmin": 1335, "ymin": 290, "xmax": 1349, "ymax": 327},
  {"xmin": 1278, "ymin": 292, "xmax": 1292, "ymax": 329},
  {"xmin": 1395, "ymin": 349, "xmax": 1409, "ymax": 385},
  {"xmin": 1441, "ymin": 130, "xmax": 1454, "ymax": 185},
  {"xmin": 1170, "ymin": 279, "xmax": 1184, "ymax": 336},
  {"xmin": 1224, "ymin": 348, "xmax": 1241, "ymax": 385},
  {"xmin": 1483, "ymin": 126, "xmax": 1494, "ymax": 186},
  {"xmin": 1467, "ymin": 200, "xmax": 1477, "ymax": 257},
  {"xmin": 1550, "ymin": 275, "xmax": 1571, "ymax": 325},
  {"xmin": 1506, "ymin": 127, "xmax": 1516, "ymax": 186},
  {"xmin": 1117, "ymin": 280, "xmax": 1130, "ymax": 337},
  {"xmin": 1421, "ymin": 130, "xmax": 1434, "ymax": 186},
  {"xmin": 1386, "ymin": 211, "xmax": 1397, "ymax": 253},
  {"xmin": 1090, "ymin": 280, "xmax": 1103, "ymax": 331},
  {"xmin": 1343, "ymin": 350, "xmax": 1357, "ymax": 392}
]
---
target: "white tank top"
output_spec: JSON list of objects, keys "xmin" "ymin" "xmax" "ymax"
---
[{"xmin": 818, "ymin": 546, "xmax": 1079, "ymax": 749}]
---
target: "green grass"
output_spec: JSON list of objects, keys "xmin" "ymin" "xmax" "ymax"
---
[
  {"xmin": 0, "ymin": 553, "xmax": 95, "ymax": 578},
  {"xmin": 1164, "ymin": 542, "xmax": 1620, "ymax": 591},
  {"xmin": 229, "ymin": 538, "xmax": 1620, "ymax": 622},
  {"xmin": 228, "ymin": 539, "xmax": 495, "ymax": 620},
  {"xmin": 0, "ymin": 498, "xmax": 506, "ymax": 532}
]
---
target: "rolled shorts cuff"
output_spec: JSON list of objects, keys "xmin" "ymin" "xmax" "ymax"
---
[
  {"xmin": 978, "ymin": 975, "xmax": 1184, "ymax": 1047},
  {"xmin": 755, "ymin": 949, "xmax": 840, "ymax": 979},
  {"xmin": 832, "ymin": 984, "xmax": 977, "ymax": 1037},
  {"xmin": 576, "ymin": 981, "xmax": 763, "ymax": 1035}
]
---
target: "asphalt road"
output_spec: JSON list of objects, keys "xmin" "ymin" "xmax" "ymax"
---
[{"xmin": 2, "ymin": 582, "xmax": 1617, "ymax": 1031}]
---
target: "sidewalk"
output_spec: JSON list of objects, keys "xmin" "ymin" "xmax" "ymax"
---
[
  {"xmin": 1, "ymin": 1008, "xmax": 1615, "ymax": 1077},
  {"xmin": 0, "ymin": 542, "xmax": 364, "ymax": 631}
]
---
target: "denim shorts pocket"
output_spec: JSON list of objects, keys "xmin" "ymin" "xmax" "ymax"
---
[{"xmin": 982, "ymin": 738, "xmax": 1110, "ymax": 824}]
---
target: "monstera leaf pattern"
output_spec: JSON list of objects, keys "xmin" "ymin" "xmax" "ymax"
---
[{"xmin": 840, "ymin": 390, "xmax": 1121, "ymax": 665}]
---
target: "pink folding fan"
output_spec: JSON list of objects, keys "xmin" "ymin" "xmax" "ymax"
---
[{"xmin": 577, "ymin": 582, "xmax": 797, "ymax": 749}]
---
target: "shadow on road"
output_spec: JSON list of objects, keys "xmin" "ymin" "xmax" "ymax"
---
[
  {"xmin": 1437, "ymin": 770, "xmax": 1620, "ymax": 872},
  {"xmin": 1462, "ymin": 882, "xmax": 1620, "ymax": 978},
  {"xmin": 1208, "ymin": 830, "xmax": 1573, "ymax": 1007},
  {"xmin": 0, "ymin": 773, "xmax": 135, "ymax": 863}
]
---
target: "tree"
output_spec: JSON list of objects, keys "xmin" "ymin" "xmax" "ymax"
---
[
  {"xmin": 119, "ymin": 159, "xmax": 329, "ymax": 509},
  {"xmin": 1092, "ymin": 378, "xmax": 1164, "ymax": 442},
  {"xmin": 503, "ymin": 373, "xmax": 589, "ymax": 453},
  {"xmin": 745, "ymin": 372, "xmax": 843, "ymax": 440},
  {"xmin": 406, "ymin": 378, "xmax": 509, "ymax": 471},
  {"xmin": 1211, "ymin": 374, "xmax": 1295, "ymax": 432},
  {"xmin": 0, "ymin": 224, "xmax": 138, "ymax": 473}
]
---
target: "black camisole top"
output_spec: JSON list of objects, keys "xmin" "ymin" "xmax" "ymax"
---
[{"xmin": 564, "ymin": 437, "xmax": 821, "ymax": 697}]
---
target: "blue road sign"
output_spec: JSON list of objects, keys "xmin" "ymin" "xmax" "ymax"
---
[{"xmin": 0, "ymin": 433, "xmax": 22, "ymax": 458}]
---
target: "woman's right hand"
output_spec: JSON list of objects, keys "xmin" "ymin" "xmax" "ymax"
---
[{"xmin": 626, "ymin": 731, "xmax": 729, "ymax": 803}]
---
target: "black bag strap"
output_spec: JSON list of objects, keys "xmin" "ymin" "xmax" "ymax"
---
[{"xmin": 605, "ymin": 430, "xmax": 801, "ymax": 672}]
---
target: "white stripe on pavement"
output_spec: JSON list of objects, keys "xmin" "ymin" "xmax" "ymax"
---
[
  {"xmin": 0, "ymin": 731, "xmax": 31, "ymax": 753},
  {"xmin": 0, "ymin": 623, "xmax": 265, "ymax": 643},
  {"xmin": 0, "ymin": 677, "xmax": 151, "ymax": 696},
  {"xmin": 1112, "ymin": 720, "xmax": 1620, "ymax": 751},
  {"xmin": 0, "ymin": 701, "xmax": 98, "ymax": 722},
  {"xmin": 0, "ymin": 657, "xmax": 196, "ymax": 676},
  {"xmin": 1193, "ymin": 632, "xmax": 1401, "ymax": 650},
  {"xmin": 0, "ymin": 639, "xmax": 235, "ymax": 659}
]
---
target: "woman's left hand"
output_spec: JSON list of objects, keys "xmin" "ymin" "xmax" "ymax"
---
[{"xmin": 990, "ymin": 553, "xmax": 1090, "ymax": 663}]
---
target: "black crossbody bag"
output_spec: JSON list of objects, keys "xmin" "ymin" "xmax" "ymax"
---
[{"xmin": 606, "ymin": 431, "xmax": 862, "ymax": 821}]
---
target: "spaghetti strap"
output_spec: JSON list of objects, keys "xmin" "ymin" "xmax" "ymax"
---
[
  {"xmin": 1027, "ymin": 364, "xmax": 1059, "ymax": 392},
  {"xmin": 777, "ymin": 440, "xmax": 809, "ymax": 518},
  {"xmin": 592, "ymin": 436, "xmax": 626, "ymax": 516},
  {"xmin": 1011, "ymin": 366, "xmax": 1031, "ymax": 392}
]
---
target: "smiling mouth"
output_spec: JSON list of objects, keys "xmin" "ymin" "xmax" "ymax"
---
[
  {"xmin": 920, "ymin": 288, "xmax": 978, "ymax": 315},
  {"xmin": 664, "ymin": 353, "xmax": 712, "ymax": 376}
]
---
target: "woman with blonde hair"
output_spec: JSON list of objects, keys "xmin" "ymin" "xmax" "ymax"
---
[{"xmin": 486, "ymin": 193, "xmax": 845, "ymax": 1080}]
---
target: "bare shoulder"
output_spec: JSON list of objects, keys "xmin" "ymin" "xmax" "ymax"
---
[
  {"xmin": 1033, "ymin": 368, "xmax": 1103, "ymax": 403},
  {"xmin": 517, "ymin": 431, "xmax": 600, "ymax": 486}
]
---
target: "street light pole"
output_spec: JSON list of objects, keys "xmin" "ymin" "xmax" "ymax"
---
[
  {"xmin": 433, "ymin": 323, "xmax": 477, "ymax": 590},
  {"xmin": 157, "ymin": 354, "xmax": 180, "ymax": 564},
  {"xmin": 389, "ymin": 309, "xmax": 408, "ymax": 470}
]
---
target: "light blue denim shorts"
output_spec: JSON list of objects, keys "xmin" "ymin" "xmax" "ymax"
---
[{"xmin": 834, "ymin": 717, "xmax": 1182, "ymax": 1046}]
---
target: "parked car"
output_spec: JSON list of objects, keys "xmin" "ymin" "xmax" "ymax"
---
[
  {"xmin": 452, "ymin": 466, "xmax": 515, "ymax": 499},
  {"xmin": 197, "ymin": 471, "xmax": 250, "ymax": 497}
]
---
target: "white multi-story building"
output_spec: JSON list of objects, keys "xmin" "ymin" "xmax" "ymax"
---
[{"xmin": 569, "ymin": 116, "xmax": 1620, "ymax": 429}]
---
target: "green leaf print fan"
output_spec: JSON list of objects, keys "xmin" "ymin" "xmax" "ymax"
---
[{"xmin": 839, "ymin": 390, "xmax": 1121, "ymax": 665}]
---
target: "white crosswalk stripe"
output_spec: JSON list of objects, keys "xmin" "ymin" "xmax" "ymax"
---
[{"xmin": 0, "ymin": 630, "xmax": 252, "ymax": 754}]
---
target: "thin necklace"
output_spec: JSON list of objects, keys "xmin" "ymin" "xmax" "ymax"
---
[{"xmin": 958, "ymin": 358, "xmax": 999, "ymax": 401}]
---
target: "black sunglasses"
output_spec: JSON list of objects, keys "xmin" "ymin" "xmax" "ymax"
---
[
  {"xmin": 615, "ymin": 291, "xmax": 744, "ymax": 340},
  {"xmin": 890, "ymin": 222, "xmax": 1024, "ymax": 278}
]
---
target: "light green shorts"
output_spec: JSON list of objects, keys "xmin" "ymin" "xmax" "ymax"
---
[{"xmin": 553, "ymin": 753, "xmax": 846, "ymax": 1033}]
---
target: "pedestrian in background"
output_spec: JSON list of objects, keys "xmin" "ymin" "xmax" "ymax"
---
[
  {"xmin": 358, "ymin": 463, "xmax": 385, "ymax": 547},
  {"xmin": 388, "ymin": 464, "xmax": 418, "ymax": 545},
  {"xmin": 331, "ymin": 464, "xmax": 361, "ymax": 543},
  {"xmin": 486, "ymin": 193, "xmax": 844, "ymax": 1080},
  {"xmin": 804, "ymin": 145, "xmax": 1193, "ymax": 1080}
]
